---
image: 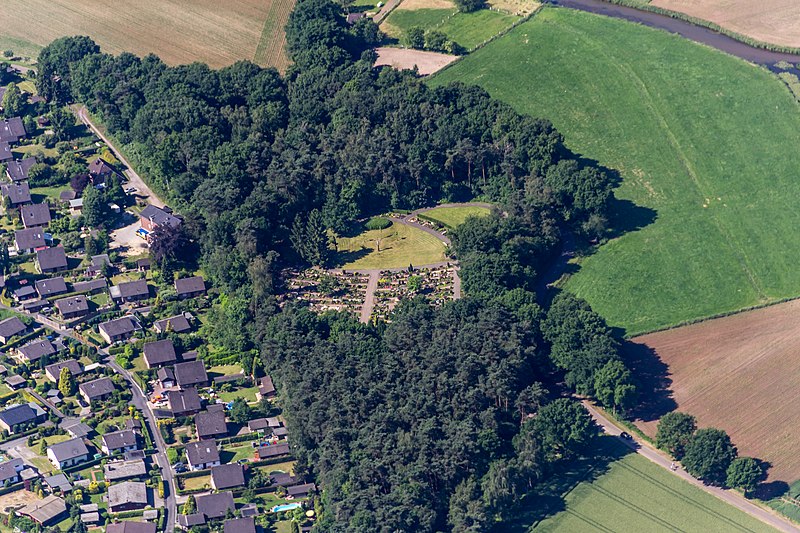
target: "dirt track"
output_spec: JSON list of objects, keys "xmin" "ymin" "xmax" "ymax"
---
[{"xmin": 631, "ymin": 299, "xmax": 800, "ymax": 482}]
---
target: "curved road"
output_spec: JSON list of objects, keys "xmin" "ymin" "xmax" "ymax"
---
[{"xmin": 584, "ymin": 402, "xmax": 799, "ymax": 533}]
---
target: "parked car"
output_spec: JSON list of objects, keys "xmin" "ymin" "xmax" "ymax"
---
[{"xmin": 620, "ymin": 432, "xmax": 632, "ymax": 440}]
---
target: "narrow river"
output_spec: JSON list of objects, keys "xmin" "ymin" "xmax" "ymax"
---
[{"xmin": 554, "ymin": 0, "xmax": 800, "ymax": 73}]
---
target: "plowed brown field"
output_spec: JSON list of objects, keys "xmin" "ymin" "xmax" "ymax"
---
[
  {"xmin": 632, "ymin": 299, "xmax": 800, "ymax": 482},
  {"xmin": 0, "ymin": 0, "xmax": 294, "ymax": 69},
  {"xmin": 651, "ymin": 0, "xmax": 800, "ymax": 49}
]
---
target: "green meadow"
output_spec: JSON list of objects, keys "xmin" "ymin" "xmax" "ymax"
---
[
  {"xmin": 433, "ymin": 7, "xmax": 800, "ymax": 334},
  {"xmin": 383, "ymin": 7, "xmax": 520, "ymax": 50}
]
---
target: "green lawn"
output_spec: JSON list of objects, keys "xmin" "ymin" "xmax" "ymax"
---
[
  {"xmin": 433, "ymin": 7, "xmax": 800, "ymax": 334},
  {"xmin": 333, "ymin": 221, "xmax": 447, "ymax": 269},
  {"xmin": 208, "ymin": 364, "xmax": 244, "ymax": 378},
  {"xmin": 28, "ymin": 455, "xmax": 54, "ymax": 474},
  {"xmin": 526, "ymin": 438, "xmax": 773, "ymax": 532},
  {"xmin": 383, "ymin": 6, "xmax": 520, "ymax": 50},
  {"xmin": 182, "ymin": 474, "xmax": 211, "ymax": 491},
  {"xmin": 217, "ymin": 385, "xmax": 259, "ymax": 403},
  {"xmin": 422, "ymin": 205, "xmax": 490, "ymax": 228},
  {"xmin": 221, "ymin": 443, "xmax": 255, "ymax": 463}
]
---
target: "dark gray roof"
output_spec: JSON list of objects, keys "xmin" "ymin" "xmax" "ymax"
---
[
  {"xmin": 108, "ymin": 481, "xmax": 147, "ymax": 507},
  {"xmin": 14, "ymin": 228, "xmax": 45, "ymax": 251},
  {"xmin": 260, "ymin": 376, "xmax": 275, "ymax": 395},
  {"xmin": 143, "ymin": 339, "xmax": 177, "ymax": 367},
  {"xmin": 0, "ymin": 143, "xmax": 10, "ymax": 162},
  {"xmin": 174, "ymin": 360, "xmax": 208, "ymax": 387},
  {"xmin": 196, "ymin": 491, "xmax": 234, "ymax": 519},
  {"xmin": 48, "ymin": 437, "xmax": 89, "ymax": 462},
  {"xmin": 224, "ymin": 517, "xmax": 255, "ymax": 533},
  {"xmin": 55, "ymin": 295, "xmax": 89, "ymax": 315},
  {"xmin": 153, "ymin": 314, "xmax": 191, "ymax": 333},
  {"xmin": 174, "ymin": 276, "xmax": 205, "ymax": 295},
  {"xmin": 195, "ymin": 409, "xmax": 227, "ymax": 439},
  {"xmin": 185, "ymin": 440, "xmax": 220, "ymax": 467},
  {"xmin": 102, "ymin": 429, "xmax": 137, "ymax": 451},
  {"xmin": 18, "ymin": 494, "xmax": 66, "ymax": 525},
  {"xmin": 247, "ymin": 418, "xmax": 269, "ymax": 431},
  {"xmin": 36, "ymin": 247, "xmax": 68, "ymax": 271},
  {"xmin": 177, "ymin": 513, "xmax": 206, "ymax": 527},
  {"xmin": 287, "ymin": 482, "xmax": 316, "ymax": 497},
  {"xmin": 13, "ymin": 286, "xmax": 36, "ymax": 299},
  {"xmin": 5, "ymin": 375, "xmax": 25, "ymax": 387},
  {"xmin": 167, "ymin": 387, "xmax": 201, "ymax": 414},
  {"xmin": 106, "ymin": 522, "xmax": 156, "ymax": 533},
  {"xmin": 0, "ymin": 461, "xmax": 18, "ymax": 483},
  {"xmin": 2, "ymin": 182, "xmax": 31, "ymax": 205},
  {"xmin": 79, "ymin": 377, "xmax": 115, "ymax": 399},
  {"xmin": 18, "ymin": 339, "xmax": 56, "ymax": 361},
  {"xmin": 0, "ymin": 117, "xmax": 26, "ymax": 143},
  {"xmin": 45, "ymin": 360, "xmax": 82, "ymax": 379},
  {"xmin": 88, "ymin": 158, "xmax": 114, "ymax": 177},
  {"xmin": 0, "ymin": 317, "xmax": 26, "ymax": 339},
  {"xmin": 257, "ymin": 442, "xmax": 290, "ymax": 458},
  {"xmin": 156, "ymin": 367, "xmax": 174, "ymax": 382},
  {"xmin": 20, "ymin": 203, "xmax": 51, "ymax": 227},
  {"xmin": 73, "ymin": 278, "xmax": 107, "ymax": 293},
  {"xmin": 140, "ymin": 205, "xmax": 181, "ymax": 228},
  {"xmin": 110, "ymin": 279, "xmax": 149, "ymax": 299},
  {"xmin": 6, "ymin": 157, "xmax": 36, "ymax": 181},
  {"xmin": 22, "ymin": 299, "xmax": 48, "ymax": 312},
  {"xmin": 0, "ymin": 404, "xmax": 38, "ymax": 427},
  {"xmin": 211, "ymin": 463, "xmax": 244, "ymax": 490},
  {"xmin": 98, "ymin": 316, "xmax": 140, "ymax": 338},
  {"xmin": 35, "ymin": 277, "xmax": 67, "ymax": 297}
]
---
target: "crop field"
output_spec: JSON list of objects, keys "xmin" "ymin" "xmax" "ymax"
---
[
  {"xmin": 0, "ymin": 0, "xmax": 295, "ymax": 70},
  {"xmin": 421, "ymin": 205, "xmax": 490, "ymax": 228},
  {"xmin": 432, "ymin": 7, "xmax": 800, "ymax": 335},
  {"xmin": 334, "ymin": 222, "xmax": 447, "ymax": 269},
  {"xmin": 631, "ymin": 299, "xmax": 800, "ymax": 483},
  {"xmin": 533, "ymin": 439, "xmax": 774, "ymax": 532},
  {"xmin": 650, "ymin": 0, "xmax": 800, "ymax": 49}
]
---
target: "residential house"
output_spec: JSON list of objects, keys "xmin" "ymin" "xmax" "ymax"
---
[
  {"xmin": 69, "ymin": 198, "xmax": 83, "ymax": 213},
  {"xmin": 101, "ymin": 430, "xmax": 138, "ymax": 455},
  {"xmin": 104, "ymin": 459, "xmax": 147, "ymax": 482},
  {"xmin": 287, "ymin": 482, "xmax": 316, "ymax": 499},
  {"xmin": 12, "ymin": 285, "xmax": 36, "ymax": 301},
  {"xmin": 73, "ymin": 278, "xmax": 107, "ymax": 294},
  {"xmin": 4, "ymin": 375, "xmax": 26, "ymax": 390},
  {"xmin": 195, "ymin": 491, "xmax": 235, "ymax": 520},
  {"xmin": 44, "ymin": 473, "xmax": 72, "ymax": 493},
  {"xmin": 195, "ymin": 409, "xmax": 228, "ymax": 441},
  {"xmin": 153, "ymin": 314, "xmax": 191, "ymax": 334},
  {"xmin": 65, "ymin": 422, "xmax": 93, "ymax": 439},
  {"xmin": 16, "ymin": 339, "xmax": 56, "ymax": 363},
  {"xmin": 106, "ymin": 522, "xmax": 156, "ymax": 533},
  {"xmin": 36, "ymin": 246, "xmax": 68, "ymax": 273},
  {"xmin": 55, "ymin": 295, "xmax": 90, "ymax": 320},
  {"xmin": 224, "ymin": 518, "xmax": 255, "ymax": 533},
  {"xmin": 22, "ymin": 299, "xmax": 48, "ymax": 313},
  {"xmin": 210, "ymin": 464, "xmax": 244, "ymax": 491},
  {"xmin": 185, "ymin": 440, "xmax": 220, "ymax": 471},
  {"xmin": 255, "ymin": 442, "xmax": 290, "ymax": 460},
  {"xmin": 166, "ymin": 388, "xmax": 201, "ymax": 416},
  {"xmin": 0, "ymin": 403, "xmax": 45, "ymax": 433},
  {"xmin": 98, "ymin": 316, "xmax": 141, "ymax": 344},
  {"xmin": 109, "ymin": 279, "xmax": 150, "ymax": 303},
  {"xmin": 1, "ymin": 181, "xmax": 31, "ymax": 206},
  {"xmin": 0, "ymin": 317, "xmax": 27, "ymax": 343},
  {"xmin": 45, "ymin": 360, "xmax": 82, "ymax": 383},
  {"xmin": 346, "ymin": 12, "xmax": 366, "ymax": 23},
  {"xmin": 0, "ymin": 117, "xmax": 26, "ymax": 144},
  {"xmin": 20, "ymin": 203, "xmax": 51, "ymax": 228},
  {"xmin": 142, "ymin": 339, "xmax": 177, "ymax": 368},
  {"xmin": 79, "ymin": 377, "xmax": 115, "ymax": 403},
  {"xmin": 5, "ymin": 157, "xmax": 36, "ymax": 182},
  {"xmin": 175, "ymin": 276, "xmax": 205, "ymax": 299},
  {"xmin": 0, "ymin": 459, "xmax": 22, "ymax": 485},
  {"xmin": 174, "ymin": 360, "xmax": 209, "ymax": 388},
  {"xmin": 136, "ymin": 258, "xmax": 150, "ymax": 272},
  {"xmin": 85, "ymin": 254, "xmax": 110, "ymax": 276},
  {"xmin": 35, "ymin": 276, "xmax": 67, "ymax": 298},
  {"xmin": 0, "ymin": 143, "xmax": 11, "ymax": 162},
  {"xmin": 156, "ymin": 367, "xmax": 175, "ymax": 388},
  {"xmin": 18, "ymin": 495, "xmax": 66, "ymax": 526},
  {"xmin": 47, "ymin": 438, "xmax": 89, "ymax": 469},
  {"xmin": 247, "ymin": 418, "xmax": 270, "ymax": 433},
  {"xmin": 107, "ymin": 481, "xmax": 148, "ymax": 512},
  {"xmin": 258, "ymin": 375, "xmax": 276, "ymax": 399},
  {"xmin": 14, "ymin": 227, "xmax": 45, "ymax": 254},
  {"xmin": 139, "ymin": 204, "xmax": 181, "ymax": 232},
  {"xmin": 87, "ymin": 158, "xmax": 114, "ymax": 187}
]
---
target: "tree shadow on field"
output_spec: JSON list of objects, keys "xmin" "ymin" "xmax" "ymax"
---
[
  {"xmin": 606, "ymin": 198, "xmax": 658, "ymax": 240},
  {"xmin": 623, "ymin": 340, "xmax": 676, "ymax": 422}
]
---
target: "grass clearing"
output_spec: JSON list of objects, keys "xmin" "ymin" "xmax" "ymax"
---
[
  {"xmin": 217, "ymin": 385, "xmax": 259, "ymax": 403},
  {"xmin": 433, "ymin": 7, "xmax": 800, "ymax": 334},
  {"xmin": 182, "ymin": 474, "xmax": 211, "ymax": 491},
  {"xmin": 421, "ymin": 205, "xmax": 490, "ymax": 228},
  {"xmin": 0, "ymin": 0, "xmax": 295, "ymax": 69},
  {"xmin": 333, "ymin": 221, "xmax": 447, "ymax": 269}
]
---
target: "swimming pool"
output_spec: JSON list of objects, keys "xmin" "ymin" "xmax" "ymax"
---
[{"xmin": 271, "ymin": 503, "xmax": 302, "ymax": 513}]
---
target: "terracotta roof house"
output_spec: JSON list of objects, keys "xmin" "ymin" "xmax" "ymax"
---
[
  {"xmin": 211, "ymin": 464, "xmax": 245, "ymax": 491},
  {"xmin": 2, "ymin": 181, "xmax": 31, "ymax": 206},
  {"xmin": 16, "ymin": 339, "xmax": 56, "ymax": 363},
  {"xmin": 79, "ymin": 377, "xmax": 115, "ymax": 403},
  {"xmin": 0, "ymin": 317, "xmax": 27, "ymax": 343},
  {"xmin": 142, "ymin": 339, "xmax": 177, "ymax": 368},
  {"xmin": 139, "ymin": 204, "xmax": 181, "ymax": 232},
  {"xmin": 195, "ymin": 409, "xmax": 228, "ymax": 440},
  {"xmin": 106, "ymin": 522, "xmax": 156, "ymax": 533},
  {"xmin": 36, "ymin": 247, "xmax": 68, "ymax": 274},
  {"xmin": 185, "ymin": 440, "xmax": 220, "ymax": 471},
  {"xmin": 45, "ymin": 360, "xmax": 83, "ymax": 383},
  {"xmin": 14, "ymin": 228, "xmax": 46, "ymax": 254},
  {"xmin": 0, "ymin": 117, "xmax": 26, "ymax": 144},
  {"xmin": 98, "ymin": 316, "xmax": 141, "ymax": 344},
  {"xmin": 167, "ymin": 388, "xmax": 201, "ymax": 416},
  {"xmin": 5, "ymin": 157, "xmax": 36, "ymax": 181},
  {"xmin": 224, "ymin": 517, "xmax": 255, "ymax": 533},
  {"xmin": 20, "ymin": 203, "xmax": 51, "ymax": 228},
  {"xmin": 101, "ymin": 429, "xmax": 138, "ymax": 455},
  {"xmin": 109, "ymin": 279, "xmax": 150, "ymax": 303},
  {"xmin": 18, "ymin": 495, "xmax": 66, "ymax": 526},
  {"xmin": 55, "ymin": 295, "xmax": 90, "ymax": 320},
  {"xmin": 108, "ymin": 481, "xmax": 148, "ymax": 512},
  {"xmin": 47, "ymin": 437, "xmax": 89, "ymax": 469},
  {"xmin": 175, "ymin": 276, "xmax": 205, "ymax": 299},
  {"xmin": 35, "ymin": 276, "xmax": 67, "ymax": 298},
  {"xmin": 153, "ymin": 314, "xmax": 191, "ymax": 334},
  {"xmin": 0, "ymin": 402, "xmax": 45, "ymax": 433},
  {"xmin": 174, "ymin": 360, "xmax": 209, "ymax": 388},
  {"xmin": 196, "ymin": 491, "xmax": 235, "ymax": 520}
]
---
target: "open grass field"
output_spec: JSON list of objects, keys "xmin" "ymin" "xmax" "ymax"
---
[
  {"xmin": 333, "ymin": 221, "xmax": 447, "ymax": 269},
  {"xmin": 650, "ymin": 0, "xmax": 800, "ymax": 49},
  {"xmin": 533, "ymin": 438, "xmax": 774, "ymax": 532},
  {"xmin": 631, "ymin": 299, "xmax": 800, "ymax": 483},
  {"xmin": 0, "ymin": 0, "xmax": 295, "ymax": 70},
  {"xmin": 421, "ymin": 205, "xmax": 490, "ymax": 228},
  {"xmin": 382, "ymin": 0, "xmax": 525, "ymax": 50},
  {"xmin": 432, "ymin": 7, "xmax": 800, "ymax": 335}
]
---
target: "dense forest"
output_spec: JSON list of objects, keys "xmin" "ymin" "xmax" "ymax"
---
[{"xmin": 35, "ymin": 0, "xmax": 638, "ymax": 530}]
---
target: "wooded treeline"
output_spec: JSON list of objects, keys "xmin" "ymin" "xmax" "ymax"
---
[{"xmin": 34, "ymin": 1, "xmax": 638, "ymax": 530}]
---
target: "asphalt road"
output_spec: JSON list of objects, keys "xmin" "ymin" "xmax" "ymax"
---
[{"xmin": 583, "ymin": 401, "xmax": 799, "ymax": 533}]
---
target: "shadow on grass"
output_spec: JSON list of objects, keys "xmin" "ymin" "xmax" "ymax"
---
[
  {"xmin": 499, "ymin": 435, "xmax": 634, "ymax": 532},
  {"xmin": 607, "ymin": 198, "xmax": 658, "ymax": 239},
  {"xmin": 330, "ymin": 248, "xmax": 372, "ymax": 268}
]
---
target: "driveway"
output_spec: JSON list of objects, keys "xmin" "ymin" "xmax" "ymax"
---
[{"xmin": 110, "ymin": 218, "xmax": 149, "ymax": 257}]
